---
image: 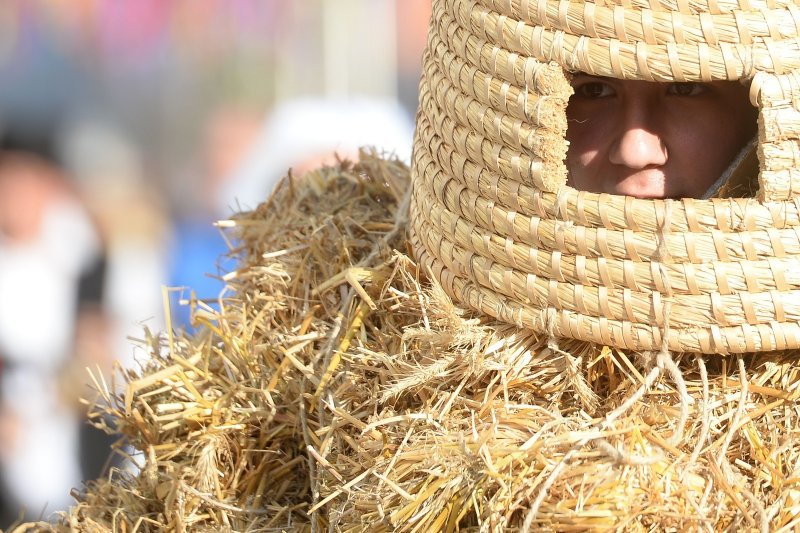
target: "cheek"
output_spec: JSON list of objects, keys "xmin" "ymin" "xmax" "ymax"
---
[
  {"xmin": 671, "ymin": 107, "xmax": 755, "ymax": 179},
  {"xmin": 565, "ymin": 117, "xmax": 609, "ymax": 185},
  {"xmin": 565, "ymin": 101, "xmax": 616, "ymax": 158}
]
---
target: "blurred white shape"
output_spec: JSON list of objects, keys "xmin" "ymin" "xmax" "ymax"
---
[
  {"xmin": 0, "ymin": 198, "xmax": 99, "ymax": 368},
  {"xmin": 218, "ymin": 96, "xmax": 414, "ymax": 215},
  {"xmin": 60, "ymin": 116, "xmax": 168, "ymax": 371},
  {"xmin": 0, "ymin": 195, "xmax": 97, "ymax": 519},
  {"xmin": 60, "ymin": 117, "xmax": 146, "ymax": 192}
]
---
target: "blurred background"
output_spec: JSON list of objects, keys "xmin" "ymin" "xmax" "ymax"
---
[{"xmin": 0, "ymin": 0, "xmax": 430, "ymax": 526}]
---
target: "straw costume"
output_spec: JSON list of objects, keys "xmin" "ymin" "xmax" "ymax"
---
[{"xmin": 21, "ymin": 0, "xmax": 800, "ymax": 531}]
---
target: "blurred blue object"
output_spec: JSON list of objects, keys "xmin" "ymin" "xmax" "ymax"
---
[{"xmin": 166, "ymin": 218, "xmax": 234, "ymax": 334}]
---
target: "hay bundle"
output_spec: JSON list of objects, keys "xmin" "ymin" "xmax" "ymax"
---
[{"xmin": 14, "ymin": 153, "xmax": 800, "ymax": 532}]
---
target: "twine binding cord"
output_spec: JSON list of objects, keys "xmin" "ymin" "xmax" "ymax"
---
[
  {"xmin": 698, "ymin": 356, "xmax": 769, "ymax": 532},
  {"xmin": 684, "ymin": 354, "xmax": 710, "ymax": 470},
  {"xmin": 652, "ymin": 201, "xmax": 693, "ymax": 448},
  {"xmin": 545, "ymin": 306, "xmax": 599, "ymax": 412},
  {"xmin": 522, "ymin": 196, "xmax": 702, "ymax": 529},
  {"xmin": 522, "ymin": 354, "xmax": 664, "ymax": 531}
]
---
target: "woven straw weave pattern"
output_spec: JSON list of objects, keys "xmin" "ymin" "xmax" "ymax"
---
[{"xmin": 410, "ymin": 0, "xmax": 800, "ymax": 353}]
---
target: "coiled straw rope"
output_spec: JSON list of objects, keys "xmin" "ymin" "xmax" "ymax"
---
[{"xmin": 410, "ymin": 0, "xmax": 800, "ymax": 354}]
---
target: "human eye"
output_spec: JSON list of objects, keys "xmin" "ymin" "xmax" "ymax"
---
[
  {"xmin": 572, "ymin": 80, "xmax": 616, "ymax": 99},
  {"xmin": 666, "ymin": 82, "xmax": 708, "ymax": 97}
]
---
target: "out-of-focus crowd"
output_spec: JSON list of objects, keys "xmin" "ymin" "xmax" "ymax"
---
[{"xmin": 0, "ymin": 0, "xmax": 429, "ymax": 526}]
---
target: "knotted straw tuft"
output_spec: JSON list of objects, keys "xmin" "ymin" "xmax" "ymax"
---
[{"xmin": 410, "ymin": 0, "xmax": 800, "ymax": 354}]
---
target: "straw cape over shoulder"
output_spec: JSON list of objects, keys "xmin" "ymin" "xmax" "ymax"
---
[{"xmin": 15, "ymin": 153, "xmax": 800, "ymax": 532}]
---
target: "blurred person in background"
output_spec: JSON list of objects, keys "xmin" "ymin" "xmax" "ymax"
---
[
  {"xmin": 165, "ymin": 103, "xmax": 263, "ymax": 332},
  {"xmin": 58, "ymin": 115, "xmax": 170, "ymax": 486},
  {"xmin": 0, "ymin": 128, "xmax": 115, "ymax": 526},
  {"xmin": 60, "ymin": 116, "xmax": 169, "ymax": 368}
]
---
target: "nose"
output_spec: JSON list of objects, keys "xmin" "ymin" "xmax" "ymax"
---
[{"xmin": 608, "ymin": 122, "xmax": 668, "ymax": 169}]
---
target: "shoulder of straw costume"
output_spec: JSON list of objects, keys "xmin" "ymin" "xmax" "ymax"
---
[{"xmin": 40, "ymin": 152, "xmax": 800, "ymax": 532}]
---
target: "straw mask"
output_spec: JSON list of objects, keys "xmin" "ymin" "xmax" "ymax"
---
[{"xmin": 409, "ymin": 0, "xmax": 800, "ymax": 354}]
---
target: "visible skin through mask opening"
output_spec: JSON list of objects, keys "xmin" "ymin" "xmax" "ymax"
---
[{"xmin": 565, "ymin": 74, "xmax": 758, "ymax": 199}]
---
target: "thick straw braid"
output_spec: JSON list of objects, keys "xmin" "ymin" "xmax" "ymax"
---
[
  {"xmin": 440, "ymin": 0, "xmax": 800, "ymax": 209},
  {"xmin": 582, "ymin": 0, "xmax": 800, "ymax": 15},
  {"xmin": 413, "ymin": 135, "xmax": 800, "ymax": 330},
  {"xmin": 479, "ymin": 0, "xmax": 800, "ymax": 45},
  {"xmin": 422, "ymin": 60, "xmax": 556, "ymax": 159},
  {"xmin": 411, "ymin": 162, "xmax": 800, "ymax": 297},
  {"xmin": 429, "ymin": 9, "xmax": 568, "ymax": 121},
  {"xmin": 433, "ymin": 3, "xmax": 568, "ymax": 93},
  {"xmin": 420, "ymin": 56, "xmax": 566, "ymax": 189},
  {"xmin": 425, "ymin": 10, "xmax": 570, "ymax": 191},
  {"xmin": 410, "ymin": 204, "xmax": 800, "ymax": 354},
  {"xmin": 758, "ymin": 73, "xmax": 800, "ymax": 200},
  {"xmin": 426, "ymin": 26, "xmax": 565, "ymax": 130},
  {"xmin": 413, "ymin": 185, "xmax": 800, "ymax": 330},
  {"xmin": 446, "ymin": 0, "xmax": 800, "ymax": 80},
  {"xmin": 423, "ymin": 39, "xmax": 564, "ymax": 145},
  {"xmin": 421, "ymin": 108, "xmax": 800, "ymax": 233},
  {"xmin": 448, "ymin": 0, "xmax": 800, "ymax": 199},
  {"xmin": 412, "ymin": 211, "xmax": 800, "ymax": 342},
  {"xmin": 411, "ymin": 0, "xmax": 800, "ymax": 353},
  {"xmin": 415, "ymin": 120, "xmax": 800, "ymax": 264},
  {"xmin": 415, "ymin": 125, "xmax": 800, "ymax": 349}
]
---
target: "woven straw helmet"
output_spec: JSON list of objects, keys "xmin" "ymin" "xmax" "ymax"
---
[{"xmin": 409, "ymin": 0, "xmax": 800, "ymax": 354}]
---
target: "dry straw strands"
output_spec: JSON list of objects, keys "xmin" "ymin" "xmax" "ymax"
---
[
  {"xmin": 411, "ymin": 0, "xmax": 800, "ymax": 354},
  {"xmin": 18, "ymin": 154, "xmax": 800, "ymax": 531}
]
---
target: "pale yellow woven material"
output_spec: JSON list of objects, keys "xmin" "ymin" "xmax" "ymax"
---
[{"xmin": 410, "ymin": 0, "xmax": 800, "ymax": 354}]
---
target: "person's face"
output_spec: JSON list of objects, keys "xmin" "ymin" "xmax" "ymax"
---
[{"xmin": 565, "ymin": 75, "xmax": 758, "ymax": 199}]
